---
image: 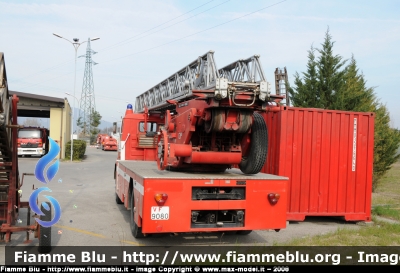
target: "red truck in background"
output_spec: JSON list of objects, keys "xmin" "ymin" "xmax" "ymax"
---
[
  {"xmin": 17, "ymin": 127, "xmax": 49, "ymax": 157},
  {"xmin": 96, "ymin": 134, "xmax": 107, "ymax": 149},
  {"xmin": 97, "ymin": 134, "xmax": 117, "ymax": 151}
]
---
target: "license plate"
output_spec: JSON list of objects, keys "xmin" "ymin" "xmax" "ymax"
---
[{"xmin": 151, "ymin": 206, "xmax": 169, "ymax": 220}]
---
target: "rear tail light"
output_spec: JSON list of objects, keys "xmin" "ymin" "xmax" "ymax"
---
[
  {"xmin": 154, "ymin": 193, "xmax": 168, "ymax": 206},
  {"xmin": 268, "ymin": 193, "xmax": 280, "ymax": 205}
]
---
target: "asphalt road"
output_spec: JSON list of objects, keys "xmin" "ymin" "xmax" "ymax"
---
[{"xmin": 0, "ymin": 147, "xmax": 360, "ymax": 263}]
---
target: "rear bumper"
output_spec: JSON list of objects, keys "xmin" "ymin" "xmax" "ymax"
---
[
  {"xmin": 18, "ymin": 148, "xmax": 44, "ymax": 156},
  {"xmin": 116, "ymin": 161, "xmax": 289, "ymax": 235},
  {"xmin": 141, "ymin": 179, "xmax": 287, "ymax": 233},
  {"xmin": 103, "ymin": 146, "xmax": 117, "ymax": 151}
]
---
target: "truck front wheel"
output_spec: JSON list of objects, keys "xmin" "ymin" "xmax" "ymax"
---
[{"xmin": 129, "ymin": 189, "xmax": 144, "ymax": 238}]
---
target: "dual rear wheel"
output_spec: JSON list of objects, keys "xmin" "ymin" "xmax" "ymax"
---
[
  {"xmin": 239, "ymin": 112, "xmax": 268, "ymax": 174},
  {"xmin": 129, "ymin": 188, "xmax": 144, "ymax": 238}
]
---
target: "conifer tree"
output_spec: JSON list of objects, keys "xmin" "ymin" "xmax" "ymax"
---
[
  {"xmin": 290, "ymin": 46, "xmax": 320, "ymax": 107},
  {"xmin": 315, "ymin": 29, "xmax": 347, "ymax": 109},
  {"xmin": 339, "ymin": 56, "xmax": 376, "ymax": 112},
  {"xmin": 287, "ymin": 29, "xmax": 400, "ymax": 190}
]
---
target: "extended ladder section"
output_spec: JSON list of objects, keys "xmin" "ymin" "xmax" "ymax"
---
[
  {"xmin": 218, "ymin": 55, "xmax": 267, "ymax": 83},
  {"xmin": 135, "ymin": 51, "xmax": 272, "ymax": 113},
  {"xmin": 217, "ymin": 55, "xmax": 271, "ymax": 105},
  {"xmin": 135, "ymin": 51, "xmax": 219, "ymax": 113}
]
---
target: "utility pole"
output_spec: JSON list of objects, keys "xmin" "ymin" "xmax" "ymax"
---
[
  {"xmin": 53, "ymin": 34, "xmax": 98, "ymax": 161},
  {"xmin": 79, "ymin": 38, "xmax": 98, "ymax": 137}
]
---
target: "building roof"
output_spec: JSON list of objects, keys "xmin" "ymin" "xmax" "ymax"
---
[{"xmin": 9, "ymin": 90, "xmax": 65, "ymax": 103}]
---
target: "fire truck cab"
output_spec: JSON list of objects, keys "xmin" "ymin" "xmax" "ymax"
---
[{"xmin": 17, "ymin": 127, "xmax": 49, "ymax": 157}]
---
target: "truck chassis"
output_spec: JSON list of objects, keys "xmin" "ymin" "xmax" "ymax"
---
[{"xmin": 115, "ymin": 161, "xmax": 288, "ymax": 237}]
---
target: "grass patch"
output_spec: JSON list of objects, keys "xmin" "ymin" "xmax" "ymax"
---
[
  {"xmin": 371, "ymin": 194, "xmax": 399, "ymax": 206},
  {"xmin": 375, "ymin": 161, "xmax": 400, "ymax": 197},
  {"xmin": 276, "ymin": 162, "xmax": 400, "ymax": 246},
  {"xmin": 276, "ymin": 219, "xmax": 400, "ymax": 246},
  {"xmin": 372, "ymin": 161, "xmax": 400, "ymax": 219},
  {"xmin": 372, "ymin": 205, "xmax": 400, "ymax": 221}
]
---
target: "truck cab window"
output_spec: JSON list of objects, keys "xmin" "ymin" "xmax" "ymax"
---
[
  {"xmin": 139, "ymin": 122, "xmax": 157, "ymax": 133},
  {"xmin": 18, "ymin": 129, "xmax": 42, "ymax": 138}
]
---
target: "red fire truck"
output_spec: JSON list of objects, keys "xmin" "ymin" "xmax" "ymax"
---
[
  {"xmin": 114, "ymin": 51, "xmax": 288, "ymax": 238},
  {"xmin": 97, "ymin": 134, "xmax": 118, "ymax": 151},
  {"xmin": 102, "ymin": 135, "xmax": 117, "ymax": 151},
  {"xmin": 17, "ymin": 127, "xmax": 49, "ymax": 157},
  {"xmin": 96, "ymin": 134, "xmax": 107, "ymax": 148}
]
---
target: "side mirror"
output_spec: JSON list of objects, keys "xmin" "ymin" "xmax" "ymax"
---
[{"xmin": 112, "ymin": 122, "xmax": 117, "ymax": 134}]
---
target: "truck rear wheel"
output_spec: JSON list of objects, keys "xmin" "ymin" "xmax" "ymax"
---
[
  {"xmin": 239, "ymin": 112, "xmax": 268, "ymax": 174},
  {"xmin": 115, "ymin": 193, "xmax": 123, "ymax": 204},
  {"xmin": 129, "ymin": 188, "xmax": 144, "ymax": 238},
  {"xmin": 38, "ymin": 202, "xmax": 52, "ymax": 253},
  {"xmin": 115, "ymin": 182, "xmax": 123, "ymax": 204}
]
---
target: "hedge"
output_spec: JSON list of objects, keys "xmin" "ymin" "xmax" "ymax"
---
[{"xmin": 65, "ymin": 140, "xmax": 87, "ymax": 160}]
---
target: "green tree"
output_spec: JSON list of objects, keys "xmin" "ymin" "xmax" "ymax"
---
[
  {"xmin": 288, "ymin": 29, "xmax": 400, "ymax": 190},
  {"xmin": 340, "ymin": 56, "xmax": 376, "ymax": 112},
  {"xmin": 290, "ymin": 46, "xmax": 320, "ymax": 107},
  {"xmin": 289, "ymin": 29, "xmax": 348, "ymax": 109},
  {"xmin": 89, "ymin": 108, "xmax": 102, "ymax": 144},
  {"xmin": 76, "ymin": 116, "xmax": 86, "ymax": 135},
  {"xmin": 76, "ymin": 108, "xmax": 102, "ymax": 144},
  {"xmin": 316, "ymin": 30, "xmax": 347, "ymax": 109},
  {"xmin": 373, "ymin": 105, "xmax": 400, "ymax": 188}
]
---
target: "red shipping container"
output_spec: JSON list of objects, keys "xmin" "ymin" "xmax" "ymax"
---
[{"xmin": 261, "ymin": 106, "xmax": 374, "ymax": 222}]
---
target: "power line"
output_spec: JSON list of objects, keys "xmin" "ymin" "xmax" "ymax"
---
[
  {"xmin": 100, "ymin": 0, "xmax": 230, "ymax": 52},
  {"xmin": 14, "ymin": 0, "xmax": 216, "ymax": 83},
  {"xmin": 100, "ymin": 0, "xmax": 216, "ymax": 52},
  {"xmin": 12, "ymin": 59, "xmax": 73, "ymax": 83},
  {"xmin": 17, "ymin": 0, "xmax": 287, "ymax": 90},
  {"xmin": 101, "ymin": 0, "xmax": 287, "ymax": 64},
  {"xmin": 16, "ymin": 68, "xmax": 78, "ymax": 89}
]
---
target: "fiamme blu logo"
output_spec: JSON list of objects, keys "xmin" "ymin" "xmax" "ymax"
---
[{"xmin": 29, "ymin": 137, "xmax": 62, "ymax": 227}]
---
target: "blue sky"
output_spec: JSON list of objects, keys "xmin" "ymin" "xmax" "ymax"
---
[{"xmin": 1, "ymin": 0, "xmax": 399, "ymax": 128}]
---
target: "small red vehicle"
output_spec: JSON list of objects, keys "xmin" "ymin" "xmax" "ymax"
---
[
  {"xmin": 17, "ymin": 127, "xmax": 49, "ymax": 157},
  {"xmin": 101, "ymin": 135, "xmax": 117, "ymax": 151},
  {"xmin": 97, "ymin": 134, "xmax": 117, "ymax": 151},
  {"xmin": 96, "ymin": 134, "xmax": 107, "ymax": 149}
]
